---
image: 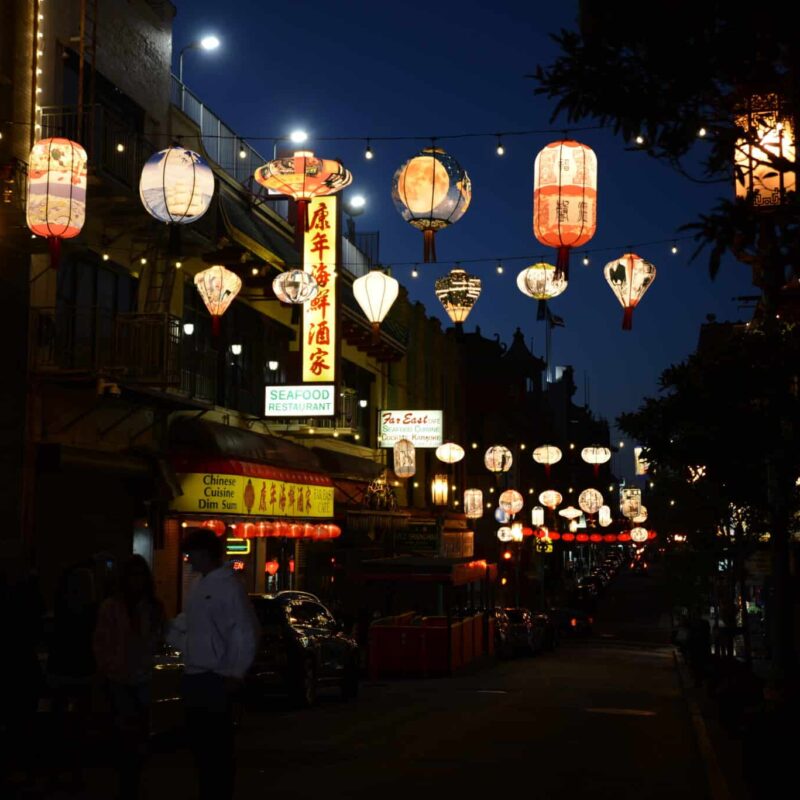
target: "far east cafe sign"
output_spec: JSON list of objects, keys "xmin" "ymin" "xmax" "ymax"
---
[{"xmin": 379, "ymin": 410, "xmax": 444, "ymax": 448}]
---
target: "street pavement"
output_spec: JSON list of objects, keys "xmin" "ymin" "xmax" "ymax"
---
[{"xmin": 38, "ymin": 558, "xmax": 717, "ymax": 800}]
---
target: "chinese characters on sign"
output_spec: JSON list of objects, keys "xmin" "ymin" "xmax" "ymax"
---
[{"xmin": 303, "ymin": 196, "xmax": 338, "ymax": 382}]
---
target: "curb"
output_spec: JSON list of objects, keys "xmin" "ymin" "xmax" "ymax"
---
[{"xmin": 672, "ymin": 649, "xmax": 732, "ymax": 800}]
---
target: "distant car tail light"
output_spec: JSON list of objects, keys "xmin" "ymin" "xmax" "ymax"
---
[
  {"xmin": 570, "ymin": 618, "xmax": 577, "ymax": 627},
  {"xmin": 588, "ymin": 617, "xmax": 594, "ymax": 624},
  {"xmin": 630, "ymin": 562, "xmax": 634, "ymax": 568}
]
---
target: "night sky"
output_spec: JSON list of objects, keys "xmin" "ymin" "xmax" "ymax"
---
[{"xmin": 172, "ymin": 0, "xmax": 754, "ymax": 467}]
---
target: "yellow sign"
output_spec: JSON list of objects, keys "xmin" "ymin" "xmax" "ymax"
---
[
  {"xmin": 302, "ymin": 196, "xmax": 338, "ymax": 383},
  {"xmin": 170, "ymin": 473, "xmax": 334, "ymax": 518}
]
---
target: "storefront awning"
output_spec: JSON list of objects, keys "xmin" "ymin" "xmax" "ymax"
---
[
  {"xmin": 311, "ymin": 446, "xmax": 384, "ymax": 481},
  {"xmin": 358, "ymin": 556, "xmax": 494, "ymax": 586}
]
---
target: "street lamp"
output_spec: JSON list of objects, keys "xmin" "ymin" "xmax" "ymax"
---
[
  {"xmin": 273, "ymin": 129, "xmax": 309, "ymax": 159},
  {"xmin": 178, "ymin": 35, "xmax": 220, "ymax": 83},
  {"xmin": 344, "ymin": 194, "xmax": 366, "ymax": 241}
]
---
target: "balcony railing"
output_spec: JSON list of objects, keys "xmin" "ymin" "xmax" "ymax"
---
[{"xmin": 30, "ymin": 307, "xmax": 216, "ymax": 405}]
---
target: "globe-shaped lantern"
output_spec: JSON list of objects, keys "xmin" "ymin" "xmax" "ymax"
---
[
  {"xmin": 632, "ymin": 506, "xmax": 649, "ymax": 525},
  {"xmin": 392, "ymin": 147, "xmax": 471, "ymax": 262},
  {"xmin": 485, "ymin": 446, "xmax": 513, "ymax": 473},
  {"xmin": 533, "ymin": 444, "xmax": 562, "ymax": 478},
  {"xmin": 533, "ymin": 140, "xmax": 597, "ymax": 279},
  {"xmin": 578, "ymin": 489, "xmax": 604, "ymax": 516},
  {"xmin": 558, "ymin": 506, "xmax": 582, "ymax": 521},
  {"xmin": 464, "ymin": 489, "xmax": 484, "ymax": 519},
  {"xmin": 497, "ymin": 526, "xmax": 514, "ymax": 542},
  {"xmin": 499, "ymin": 490, "xmax": 524, "ymax": 516},
  {"xmin": 539, "ymin": 490, "xmax": 563, "ymax": 510},
  {"xmin": 194, "ymin": 265, "xmax": 242, "ymax": 335},
  {"xmin": 353, "ymin": 271, "xmax": 399, "ymax": 335},
  {"xmin": 630, "ymin": 527, "xmax": 649, "ymax": 544},
  {"xmin": 495, "ymin": 507, "xmax": 511, "ymax": 524},
  {"xmin": 393, "ymin": 438, "xmax": 416, "ymax": 479},
  {"xmin": 435, "ymin": 268, "xmax": 481, "ymax": 326},
  {"xmin": 27, "ymin": 138, "xmax": 88, "ymax": 268},
  {"xmin": 139, "ymin": 147, "xmax": 214, "ymax": 224},
  {"xmin": 531, "ymin": 506, "xmax": 545, "ymax": 527},
  {"xmin": 581, "ymin": 445, "xmax": 611, "ymax": 477},
  {"xmin": 598, "ymin": 505, "xmax": 612, "ymax": 527},
  {"xmin": 254, "ymin": 150, "xmax": 351, "ymax": 246},
  {"xmin": 436, "ymin": 442, "xmax": 465, "ymax": 464},
  {"xmin": 620, "ymin": 487, "xmax": 642, "ymax": 519},
  {"xmin": 272, "ymin": 269, "xmax": 319, "ymax": 304},
  {"xmin": 516, "ymin": 263, "xmax": 568, "ymax": 320},
  {"xmin": 603, "ymin": 253, "xmax": 656, "ymax": 331}
]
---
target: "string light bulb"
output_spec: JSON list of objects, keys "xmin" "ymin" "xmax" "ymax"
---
[
  {"xmin": 239, "ymin": 147, "xmax": 247, "ymax": 159},
  {"xmin": 175, "ymin": 261, "xmax": 182, "ymax": 269},
  {"xmin": 102, "ymin": 253, "xmax": 109, "ymax": 261},
  {"xmin": 496, "ymin": 136, "xmax": 505, "ymax": 156},
  {"xmin": 671, "ymin": 243, "xmax": 678, "ymax": 254},
  {"xmin": 582, "ymin": 255, "xmax": 590, "ymax": 266},
  {"xmin": 635, "ymin": 135, "xmax": 645, "ymax": 145},
  {"xmin": 698, "ymin": 127, "xmax": 707, "ymax": 137},
  {"xmin": 496, "ymin": 263, "xmax": 504, "ymax": 275},
  {"xmin": 365, "ymin": 140, "xmax": 373, "ymax": 160},
  {"xmin": 411, "ymin": 268, "xmax": 418, "ymax": 278}
]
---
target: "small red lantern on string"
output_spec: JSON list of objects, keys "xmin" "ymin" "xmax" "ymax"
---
[
  {"xmin": 287, "ymin": 523, "xmax": 303, "ymax": 539},
  {"xmin": 562, "ymin": 532, "xmax": 575, "ymax": 542},
  {"xmin": 576, "ymin": 533, "xmax": 590, "ymax": 542},
  {"xmin": 264, "ymin": 560, "xmax": 280, "ymax": 576},
  {"xmin": 549, "ymin": 531, "xmax": 561, "ymax": 541},
  {"xmin": 273, "ymin": 521, "xmax": 287, "ymax": 538},
  {"xmin": 603, "ymin": 534, "xmax": 617, "ymax": 543},
  {"xmin": 329, "ymin": 525, "xmax": 342, "ymax": 539},
  {"xmin": 200, "ymin": 519, "xmax": 227, "ymax": 537},
  {"xmin": 256, "ymin": 521, "xmax": 274, "ymax": 538},
  {"xmin": 618, "ymin": 532, "xmax": 631, "ymax": 542},
  {"xmin": 589, "ymin": 533, "xmax": 602, "ymax": 543},
  {"xmin": 533, "ymin": 140, "xmax": 597, "ymax": 279},
  {"xmin": 235, "ymin": 522, "xmax": 256, "ymax": 539},
  {"xmin": 304, "ymin": 523, "xmax": 316, "ymax": 539}
]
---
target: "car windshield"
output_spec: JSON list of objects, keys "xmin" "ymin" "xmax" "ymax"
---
[{"xmin": 505, "ymin": 610, "xmax": 526, "ymax": 623}]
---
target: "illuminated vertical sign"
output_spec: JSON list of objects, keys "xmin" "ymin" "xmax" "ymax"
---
[{"xmin": 303, "ymin": 196, "xmax": 338, "ymax": 383}]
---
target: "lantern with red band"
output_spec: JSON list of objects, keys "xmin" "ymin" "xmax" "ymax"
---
[
  {"xmin": 200, "ymin": 519, "xmax": 226, "ymax": 537},
  {"xmin": 603, "ymin": 253, "xmax": 656, "ymax": 331},
  {"xmin": 254, "ymin": 150, "xmax": 352, "ymax": 250},
  {"xmin": 581, "ymin": 445, "xmax": 611, "ymax": 477},
  {"xmin": 194, "ymin": 265, "xmax": 242, "ymax": 335},
  {"xmin": 533, "ymin": 140, "xmax": 597, "ymax": 279},
  {"xmin": 392, "ymin": 147, "xmax": 471, "ymax": 262},
  {"xmin": 533, "ymin": 444, "xmax": 562, "ymax": 478},
  {"xmin": 27, "ymin": 138, "xmax": 88, "ymax": 269}
]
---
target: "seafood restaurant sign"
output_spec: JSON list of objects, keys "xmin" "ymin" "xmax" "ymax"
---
[{"xmin": 379, "ymin": 410, "xmax": 443, "ymax": 448}]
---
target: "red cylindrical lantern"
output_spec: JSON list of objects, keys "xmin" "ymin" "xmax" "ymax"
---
[
  {"xmin": 576, "ymin": 533, "xmax": 590, "ymax": 542},
  {"xmin": 288, "ymin": 523, "xmax": 303, "ymax": 539},
  {"xmin": 200, "ymin": 519, "xmax": 226, "ymax": 537},
  {"xmin": 603, "ymin": 534, "xmax": 617, "ymax": 543},
  {"xmin": 329, "ymin": 525, "xmax": 342, "ymax": 539},
  {"xmin": 562, "ymin": 532, "xmax": 575, "ymax": 542},
  {"xmin": 304, "ymin": 523, "xmax": 316, "ymax": 539},
  {"xmin": 549, "ymin": 531, "xmax": 561, "ymax": 541},
  {"xmin": 273, "ymin": 521, "xmax": 287, "ymax": 538},
  {"xmin": 618, "ymin": 532, "xmax": 631, "ymax": 542},
  {"xmin": 589, "ymin": 533, "xmax": 602, "ymax": 543}
]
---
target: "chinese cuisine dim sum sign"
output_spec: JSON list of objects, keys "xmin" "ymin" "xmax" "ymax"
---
[{"xmin": 379, "ymin": 410, "xmax": 443, "ymax": 448}]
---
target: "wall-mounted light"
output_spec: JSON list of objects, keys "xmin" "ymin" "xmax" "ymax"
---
[
  {"xmin": 431, "ymin": 474, "xmax": 449, "ymax": 506},
  {"xmin": 183, "ymin": 323, "xmax": 195, "ymax": 336},
  {"xmin": 268, "ymin": 360, "xmax": 279, "ymax": 371},
  {"xmin": 359, "ymin": 399, "xmax": 368, "ymax": 408},
  {"xmin": 231, "ymin": 343, "xmax": 243, "ymax": 355}
]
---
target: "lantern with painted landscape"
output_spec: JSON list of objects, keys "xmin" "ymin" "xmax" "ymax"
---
[
  {"xmin": 194, "ymin": 265, "xmax": 242, "ymax": 335},
  {"xmin": 533, "ymin": 444, "xmax": 562, "ymax": 478},
  {"xmin": 539, "ymin": 490, "xmax": 562, "ymax": 510},
  {"xmin": 436, "ymin": 442, "xmax": 465, "ymax": 464},
  {"xmin": 393, "ymin": 438, "xmax": 416, "ymax": 479},
  {"xmin": 620, "ymin": 487, "xmax": 642, "ymax": 519},
  {"xmin": 499, "ymin": 490, "xmax": 524, "ymax": 516},
  {"xmin": 392, "ymin": 147, "xmax": 471, "ymax": 262},
  {"xmin": 485, "ymin": 446, "xmax": 513, "ymax": 473},
  {"xmin": 27, "ymin": 137, "xmax": 88, "ymax": 268},
  {"xmin": 531, "ymin": 506, "xmax": 545, "ymax": 527},
  {"xmin": 464, "ymin": 489, "xmax": 484, "ymax": 519},
  {"xmin": 139, "ymin": 146, "xmax": 214, "ymax": 224},
  {"xmin": 598, "ymin": 505, "xmax": 612, "ymax": 527},
  {"xmin": 603, "ymin": 253, "xmax": 656, "ymax": 331},
  {"xmin": 578, "ymin": 488, "xmax": 604, "ymax": 516},
  {"xmin": 272, "ymin": 269, "xmax": 319, "ymax": 304},
  {"xmin": 516, "ymin": 263, "xmax": 568, "ymax": 320},
  {"xmin": 435, "ymin": 268, "xmax": 481, "ymax": 326},
  {"xmin": 581, "ymin": 445, "xmax": 611, "ymax": 477},
  {"xmin": 533, "ymin": 140, "xmax": 597, "ymax": 278}
]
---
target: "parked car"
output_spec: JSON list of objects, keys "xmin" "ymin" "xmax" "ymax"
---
[
  {"xmin": 549, "ymin": 607, "xmax": 594, "ymax": 637},
  {"xmin": 247, "ymin": 591, "xmax": 360, "ymax": 707},
  {"xmin": 630, "ymin": 560, "xmax": 650, "ymax": 577},
  {"xmin": 503, "ymin": 607, "xmax": 545, "ymax": 655},
  {"xmin": 532, "ymin": 612, "xmax": 558, "ymax": 651},
  {"xmin": 492, "ymin": 607, "xmax": 514, "ymax": 659}
]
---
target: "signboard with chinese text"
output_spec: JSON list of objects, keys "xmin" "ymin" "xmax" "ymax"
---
[
  {"xmin": 264, "ymin": 385, "xmax": 335, "ymax": 417},
  {"xmin": 170, "ymin": 473, "xmax": 334, "ymax": 518},
  {"xmin": 379, "ymin": 410, "xmax": 444, "ymax": 448},
  {"xmin": 302, "ymin": 196, "xmax": 338, "ymax": 383}
]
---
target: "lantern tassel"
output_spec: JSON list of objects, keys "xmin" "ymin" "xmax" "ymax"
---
[
  {"xmin": 622, "ymin": 307, "xmax": 634, "ymax": 331},
  {"xmin": 47, "ymin": 237, "xmax": 61, "ymax": 271},
  {"xmin": 423, "ymin": 229, "xmax": 437, "ymax": 263},
  {"xmin": 212, "ymin": 316, "xmax": 221, "ymax": 336},
  {"xmin": 555, "ymin": 245, "xmax": 570, "ymax": 280},
  {"xmin": 593, "ymin": 464, "xmax": 599, "ymax": 478},
  {"xmin": 545, "ymin": 464, "xmax": 551, "ymax": 479},
  {"xmin": 537, "ymin": 300, "xmax": 547, "ymax": 321}
]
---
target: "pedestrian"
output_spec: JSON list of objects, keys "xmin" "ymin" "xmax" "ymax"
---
[
  {"xmin": 167, "ymin": 528, "xmax": 259, "ymax": 800},
  {"xmin": 93, "ymin": 555, "xmax": 165, "ymax": 800}
]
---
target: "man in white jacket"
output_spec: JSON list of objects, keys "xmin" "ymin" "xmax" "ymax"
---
[{"xmin": 169, "ymin": 528, "xmax": 260, "ymax": 800}]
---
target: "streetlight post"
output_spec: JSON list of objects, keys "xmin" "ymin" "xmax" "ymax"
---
[{"xmin": 178, "ymin": 34, "xmax": 221, "ymax": 84}]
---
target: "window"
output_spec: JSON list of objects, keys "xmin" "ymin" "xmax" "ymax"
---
[{"xmin": 288, "ymin": 601, "xmax": 335, "ymax": 629}]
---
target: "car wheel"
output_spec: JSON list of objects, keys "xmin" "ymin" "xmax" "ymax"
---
[
  {"xmin": 290, "ymin": 657, "xmax": 317, "ymax": 708},
  {"xmin": 341, "ymin": 661, "xmax": 359, "ymax": 700}
]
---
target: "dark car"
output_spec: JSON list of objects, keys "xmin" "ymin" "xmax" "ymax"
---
[
  {"xmin": 532, "ymin": 612, "xmax": 558, "ymax": 651},
  {"xmin": 630, "ymin": 560, "xmax": 650, "ymax": 577},
  {"xmin": 503, "ymin": 607, "xmax": 545, "ymax": 655},
  {"xmin": 549, "ymin": 607, "xmax": 593, "ymax": 637},
  {"xmin": 247, "ymin": 591, "xmax": 359, "ymax": 707}
]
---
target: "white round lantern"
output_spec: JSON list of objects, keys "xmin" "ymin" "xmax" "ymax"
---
[
  {"xmin": 533, "ymin": 445, "xmax": 562, "ymax": 477},
  {"xmin": 485, "ymin": 446, "xmax": 513, "ymax": 473},
  {"xmin": 531, "ymin": 506, "xmax": 545, "ymax": 527},
  {"xmin": 598, "ymin": 505, "xmax": 612, "ymax": 527},
  {"xmin": 632, "ymin": 505, "xmax": 648, "ymax": 524},
  {"xmin": 499, "ymin": 490, "xmax": 524, "ymax": 515},
  {"xmin": 436, "ymin": 442, "xmax": 465, "ymax": 464},
  {"xmin": 273, "ymin": 269, "xmax": 319, "ymax": 304},
  {"xmin": 464, "ymin": 489, "xmax": 483, "ymax": 519},
  {"xmin": 497, "ymin": 526, "xmax": 514, "ymax": 542},
  {"xmin": 578, "ymin": 488, "xmax": 604, "ymax": 515},
  {"xmin": 539, "ymin": 490, "xmax": 562, "ymax": 510},
  {"xmin": 353, "ymin": 270, "xmax": 399, "ymax": 331},
  {"xmin": 558, "ymin": 506, "xmax": 582, "ymax": 521},
  {"xmin": 620, "ymin": 487, "xmax": 642, "ymax": 519},
  {"xmin": 393, "ymin": 438, "xmax": 416, "ymax": 479},
  {"xmin": 630, "ymin": 527, "xmax": 649, "ymax": 544},
  {"xmin": 140, "ymin": 146, "xmax": 214, "ymax": 224},
  {"xmin": 581, "ymin": 445, "xmax": 612, "ymax": 476}
]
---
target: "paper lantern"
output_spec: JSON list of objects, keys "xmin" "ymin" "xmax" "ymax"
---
[
  {"xmin": 499, "ymin": 490, "xmax": 524, "ymax": 515},
  {"xmin": 392, "ymin": 147, "xmax": 471, "ymax": 262},
  {"xmin": 27, "ymin": 137, "xmax": 88, "ymax": 268},
  {"xmin": 254, "ymin": 150, "xmax": 352, "ymax": 246},
  {"xmin": 558, "ymin": 506, "xmax": 582, "ymax": 521},
  {"xmin": 533, "ymin": 444, "xmax": 562, "ymax": 478},
  {"xmin": 393, "ymin": 438, "xmax": 416, "ymax": 479},
  {"xmin": 436, "ymin": 442, "xmax": 465, "ymax": 464},
  {"xmin": 485, "ymin": 446, "xmax": 513, "ymax": 473},
  {"xmin": 630, "ymin": 527, "xmax": 649, "ymax": 544},
  {"xmin": 264, "ymin": 560, "xmax": 280, "ymax": 576},
  {"xmin": 303, "ymin": 523, "xmax": 316, "ymax": 539},
  {"xmin": 435, "ymin": 268, "xmax": 481, "ymax": 324},
  {"xmin": 497, "ymin": 526, "xmax": 514, "ymax": 542},
  {"xmin": 273, "ymin": 522, "xmax": 287, "ymax": 538},
  {"xmin": 598, "ymin": 505, "xmax": 612, "ymax": 527},
  {"xmin": 495, "ymin": 507, "xmax": 511, "ymax": 524},
  {"xmin": 522, "ymin": 527, "xmax": 535, "ymax": 538},
  {"xmin": 578, "ymin": 489, "xmax": 604, "ymax": 515},
  {"xmin": 735, "ymin": 93, "xmax": 795, "ymax": 207},
  {"xmin": 533, "ymin": 140, "xmax": 597, "ymax": 278},
  {"xmin": 603, "ymin": 253, "xmax": 656, "ymax": 331},
  {"xmin": 603, "ymin": 534, "xmax": 617, "ymax": 543},
  {"xmin": 194, "ymin": 265, "xmax": 242, "ymax": 335},
  {"xmin": 431, "ymin": 474, "xmax": 449, "ymax": 506},
  {"xmin": 562, "ymin": 532, "xmax": 575, "ymax": 542},
  {"xmin": 549, "ymin": 531, "xmax": 561, "ymax": 541},
  {"xmin": 199, "ymin": 519, "xmax": 226, "ymax": 537},
  {"xmin": 539, "ymin": 490, "xmax": 562, "ymax": 510},
  {"xmin": 618, "ymin": 532, "xmax": 631, "ymax": 542},
  {"xmin": 273, "ymin": 269, "xmax": 319, "ymax": 304},
  {"xmin": 576, "ymin": 533, "xmax": 590, "ymax": 543},
  {"xmin": 647, "ymin": 530, "xmax": 656, "ymax": 540},
  {"xmin": 256, "ymin": 521, "xmax": 275, "ymax": 538},
  {"xmin": 516, "ymin": 263, "xmax": 568, "ymax": 320},
  {"xmin": 139, "ymin": 146, "xmax": 214, "ymax": 224},
  {"xmin": 329, "ymin": 525, "xmax": 342, "ymax": 539},
  {"xmin": 589, "ymin": 533, "xmax": 602, "ymax": 543},
  {"xmin": 235, "ymin": 522, "xmax": 256, "ymax": 539},
  {"xmin": 353, "ymin": 271, "xmax": 399, "ymax": 334},
  {"xmin": 464, "ymin": 489, "xmax": 484, "ymax": 519},
  {"xmin": 620, "ymin": 487, "xmax": 642, "ymax": 519},
  {"xmin": 531, "ymin": 506, "xmax": 545, "ymax": 527},
  {"xmin": 510, "ymin": 522, "xmax": 524, "ymax": 542},
  {"xmin": 581, "ymin": 445, "xmax": 611, "ymax": 477},
  {"xmin": 569, "ymin": 520, "xmax": 579, "ymax": 533},
  {"xmin": 632, "ymin": 505, "xmax": 648, "ymax": 524}
]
